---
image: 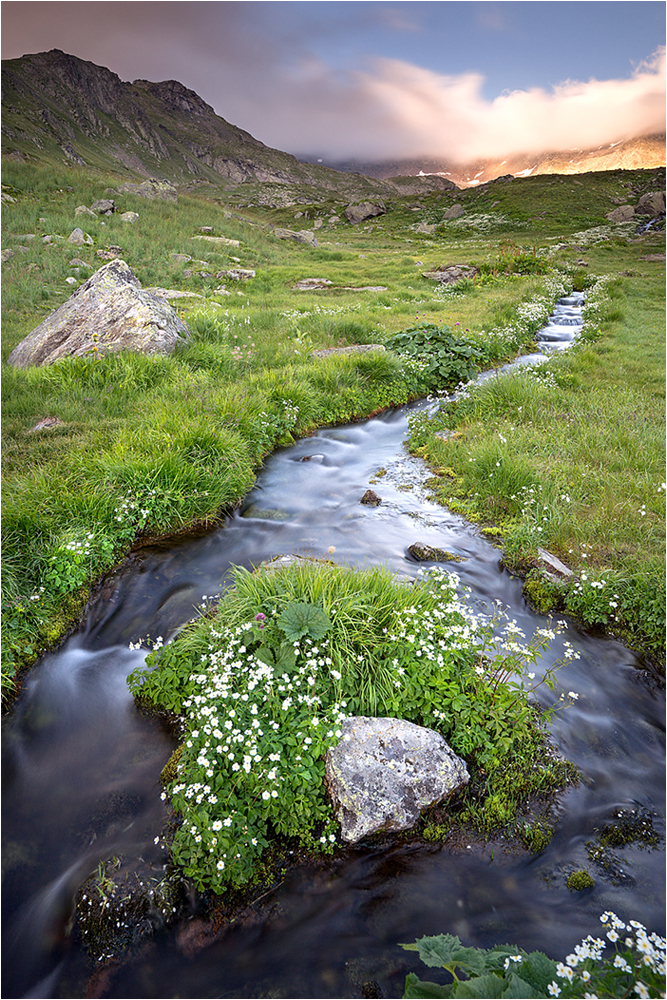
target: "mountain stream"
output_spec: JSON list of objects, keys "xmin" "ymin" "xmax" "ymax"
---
[{"xmin": 2, "ymin": 295, "xmax": 664, "ymax": 998}]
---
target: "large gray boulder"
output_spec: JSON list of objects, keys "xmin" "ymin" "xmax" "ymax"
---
[
  {"xmin": 325, "ymin": 716, "xmax": 469, "ymax": 843},
  {"xmin": 7, "ymin": 259, "xmax": 190, "ymax": 368},
  {"xmin": 344, "ymin": 201, "xmax": 386, "ymax": 225},
  {"xmin": 273, "ymin": 227, "xmax": 318, "ymax": 246},
  {"xmin": 606, "ymin": 205, "xmax": 635, "ymax": 223},
  {"xmin": 635, "ymin": 191, "xmax": 666, "ymax": 216}
]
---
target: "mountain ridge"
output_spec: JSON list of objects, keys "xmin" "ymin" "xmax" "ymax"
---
[{"xmin": 1, "ymin": 49, "xmax": 457, "ymax": 201}]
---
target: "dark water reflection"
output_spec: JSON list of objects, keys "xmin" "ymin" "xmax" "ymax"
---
[{"xmin": 2, "ymin": 400, "xmax": 664, "ymax": 998}]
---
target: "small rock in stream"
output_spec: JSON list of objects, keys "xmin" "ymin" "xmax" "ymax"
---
[
  {"xmin": 407, "ymin": 542, "xmax": 465, "ymax": 563},
  {"xmin": 360, "ymin": 489, "xmax": 382, "ymax": 506}
]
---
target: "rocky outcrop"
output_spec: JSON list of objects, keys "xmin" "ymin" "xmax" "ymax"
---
[
  {"xmin": 325, "ymin": 716, "xmax": 469, "ymax": 843},
  {"xmin": 606, "ymin": 205, "xmax": 635, "ymax": 222},
  {"xmin": 635, "ymin": 191, "xmax": 666, "ymax": 215},
  {"xmin": 422, "ymin": 264, "xmax": 479, "ymax": 284},
  {"xmin": 344, "ymin": 201, "xmax": 386, "ymax": 225},
  {"xmin": 7, "ymin": 259, "xmax": 190, "ymax": 368},
  {"xmin": 116, "ymin": 179, "xmax": 177, "ymax": 202},
  {"xmin": 443, "ymin": 204, "xmax": 464, "ymax": 220}
]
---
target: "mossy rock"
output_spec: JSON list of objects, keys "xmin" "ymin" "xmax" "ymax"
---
[
  {"xmin": 523, "ymin": 570, "xmax": 566, "ymax": 615},
  {"xmin": 160, "ymin": 745, "xmax": 183, "ymax": 786},
  {"xmin": 566, "ymin": 869, "xmax": 595, "ymax": 891},
  {"xmin": 407, "ymin": 542, "xmax": 465, "ymax": 563},
  {"xmin": 76, "ymin": 855, "xmax": 185, "ymax": 961},
  {"xmin": 519, "ymin": 821, "xmax": 553, "ymax": 854},
  {"xmin": 598, "ymin": 807, "xmax": 660, "ymax": 849}
]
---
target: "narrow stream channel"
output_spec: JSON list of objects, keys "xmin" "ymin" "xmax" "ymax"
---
[{"xmin": 2, "ymin": 296, "xmax": 664, "ymax": 999}]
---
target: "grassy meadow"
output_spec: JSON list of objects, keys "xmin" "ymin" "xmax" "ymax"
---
[{"xmin": 1, "ymin": 159, "xmax": 665, "ymax": 703}]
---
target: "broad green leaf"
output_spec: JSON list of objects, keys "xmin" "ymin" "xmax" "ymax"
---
[
  {"xmin": 403, "ymin": 973, "xmax": 453, "ymax": 999},
  {"xmin": 278, "ymin": 602, "xmax": 332, "ymax": 641},
  {"xmin": 450, "ymin": 972, "xmax": 506, "ymax": 998},
  {"xmin": 411, "ymin": 935, "xmax": 487, "ymax": 977},
  {"xmin": 517, "ymin": 952, "xmax": 559, "ymax": 993},
  {"xmin": 503, "ymin": 972, "xmax": 547, "ymax": 999}
]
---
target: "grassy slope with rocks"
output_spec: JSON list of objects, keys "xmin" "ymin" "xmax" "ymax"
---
[{"xmin": 1, "ymin": 160, "xmax": 665, "ymax": 702}]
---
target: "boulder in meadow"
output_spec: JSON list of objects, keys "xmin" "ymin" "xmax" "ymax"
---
[{"xmin": 7, "ymin": 258, "xmax": 190, "ymax": 368}]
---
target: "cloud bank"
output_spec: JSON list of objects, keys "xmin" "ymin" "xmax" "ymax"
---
[{"xmin": 266, "ymin": 48, "xmax": 667, "ymax": 160}]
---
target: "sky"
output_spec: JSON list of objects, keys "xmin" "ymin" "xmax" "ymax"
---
[{"xmin": 2, "ymin": 1, "xmax": 665, "ymax": 163}]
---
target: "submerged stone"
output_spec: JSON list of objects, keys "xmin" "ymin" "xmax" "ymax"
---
[
  {"xmin": 408, "ymin": 542, "xmax": 464, "ymax": 563},
  {"xmin": 325, "ymin": 716, "xmax": 469, "ymax": 843}
]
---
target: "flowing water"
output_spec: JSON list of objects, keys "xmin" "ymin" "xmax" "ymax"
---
[{"xmin": 2, "ymin": 298, "xmax": 664, "ymax": 998}]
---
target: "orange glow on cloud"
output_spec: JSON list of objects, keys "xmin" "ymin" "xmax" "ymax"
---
[{"xmin": 341, "ymin": 47, "xmax": 667, "ymax": 160}]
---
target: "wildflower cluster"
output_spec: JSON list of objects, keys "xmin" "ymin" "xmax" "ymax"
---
[
  {"xmin": 42, "ymin": 530, "xmax": 114, "ymax": 594},
  {"xmin": 402, "ymin": 911, "xmax": 665, "ymax": 999},
  {"xmin": 444, "ymin": 211, "xmax": 522, "ymax": 234},
  {"xmin": 131, "ymin": 563, "xmax": 573, "ymax": 892},
  {"xmin": 254, "ymin": 399, "xmax": 301, "ymax": 452},
  {"xmin": 566, "ymin": 568, "xmax": 623, "ymax": 628},
  {"xmin": 547, "ymin": 912, "xmax": 666, "ymax": 999}
]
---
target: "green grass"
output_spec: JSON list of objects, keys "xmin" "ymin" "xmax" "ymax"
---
[
  {"xmin": 2, "ymin": 159, "xmax": 665, "ymax": 698},
  {"xmin": 407, "ymin": 268, "xmax": 665, "ymax": 660}
]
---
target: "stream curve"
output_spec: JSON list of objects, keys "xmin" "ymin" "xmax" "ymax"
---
[{"xmin": 2, "ymin": 295, "xmax": 664, "ymax": 999}]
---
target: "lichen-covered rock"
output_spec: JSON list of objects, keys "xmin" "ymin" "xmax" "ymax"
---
[
  {"xmin": 7, "ymin": 259, "xmax": 190, "ymax": 368},
  {"xmin": 90, "ymin": 198, "xmax": 115, "ymax": 215},
  {"xmin": 216, "ymin": 268, "xmax": 256, "ymax": 281},
  {"xmin": 67, "ymin": 227, "xmax": 94, "ymax": 245},
  {"xmin": 326, "ymin": 716, "xmax": 469, "ymax": 843}
]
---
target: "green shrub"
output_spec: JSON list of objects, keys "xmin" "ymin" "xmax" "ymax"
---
[{"xmin": 386, "ymin": 323, "xmax": 490, "ymax": 389}]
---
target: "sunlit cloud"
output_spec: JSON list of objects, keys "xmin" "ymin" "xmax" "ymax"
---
[{"xmin": 277, "ymin": 47, "xmax": 666, "ymax": 160}]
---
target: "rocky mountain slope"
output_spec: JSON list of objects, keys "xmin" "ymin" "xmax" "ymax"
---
[
  {"xmin": 320, "ymin": 134, "xmax": 666, "ymax": 188},
  {"xmin": 1, "ymin": 49, "xmax": 456, "ymax": 202}
]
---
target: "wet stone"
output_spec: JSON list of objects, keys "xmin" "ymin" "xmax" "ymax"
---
[
  {"xmin": 408, "ymin": 542, "xmax": 464, "ymax": 562},
  {"xmin": 360, "ymin": 489, "xmax": 382, "ymax": 506}
]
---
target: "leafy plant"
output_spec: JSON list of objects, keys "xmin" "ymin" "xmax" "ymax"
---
[
  {"xmin": 401, "ymin": 911, "xmax": 666, "ymax": 999},
  {"xmin": 386, "ymin": 323, "xmax": 490, "ymax": 390}
]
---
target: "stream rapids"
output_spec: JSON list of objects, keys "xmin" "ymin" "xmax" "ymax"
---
[{"xmin": 2, "ymin": 296, "xmax": 664, "ymax": 998}]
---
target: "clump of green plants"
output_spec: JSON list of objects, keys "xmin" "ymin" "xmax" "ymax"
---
[
  {"xmin": 385, "ymin": 323, "xmax": 490, "ymax": 389},
  {"xmin": 129, "ymin": 561, "xmax": 579, "ymax": 893},
  {"xmin": 401, "ymin": 910, "xmax": 665, "ymax": 998},
  {"xmin": 566, "ymin": 869, "xmax": 595, "ymax": 891},
  {"xmin": 482, "ymin": 239, "xmax": 552, "ymax": 276}
]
